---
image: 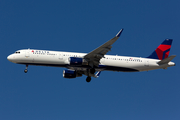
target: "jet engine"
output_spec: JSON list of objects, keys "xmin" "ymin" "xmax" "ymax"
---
[
  {"xmin": 63, "ymin": 69, "xmax": 82, "ymax": 79},
  {"xmin": 69, "ymin": 57, "xmax": 88, "ymax": 65}
]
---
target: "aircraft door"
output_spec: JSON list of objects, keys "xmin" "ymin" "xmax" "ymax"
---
[
  {"xmin": 25, "ymin": 49, "xmax": 30, "ymax": 58},
  {"xmin": 144, "ymin": 59, "xmax": 149, "ymax": 66},
  {"xmin": 100, "ymin": 58, "xmax": 105, "ymax": 64},
  {"xmin": 59, "ymin": 53, "xmax": 64, "ymax": 60}
]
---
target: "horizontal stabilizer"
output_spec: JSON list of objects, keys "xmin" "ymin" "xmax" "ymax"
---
[{"xmin": 157, "ymin": 55, "xmax": 176, "ymax": 65}]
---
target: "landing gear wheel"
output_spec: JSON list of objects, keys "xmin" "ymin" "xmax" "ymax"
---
[
  {"xmin": 86, "ymin": 77, "xmax": 91, "ymax": 82},
  {"xmin": 24, "ymin": 65, "xmax": 28, "ymax": 73},
  {"xmin": 24, "ymin": 69, "xmax": 28, "ymax": 73}
]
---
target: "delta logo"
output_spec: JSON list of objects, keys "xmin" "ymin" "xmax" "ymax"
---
[{"xmin": 31, "ymin": 50, "xmax": 50, "ymax": 54}]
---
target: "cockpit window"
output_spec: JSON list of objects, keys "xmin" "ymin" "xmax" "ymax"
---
[{"xmin": 15, "ymin": 51, "xmax": 20, "ymax": 54}]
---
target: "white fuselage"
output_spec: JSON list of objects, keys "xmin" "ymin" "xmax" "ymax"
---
[{"xmin": 7, "ymin": 49, "xmax": 175, "ymax": 72}]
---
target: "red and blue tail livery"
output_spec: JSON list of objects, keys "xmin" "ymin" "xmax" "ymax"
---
[{"xmin": 148, "ymin": 39, "xmax": 173, "ymax": 60}]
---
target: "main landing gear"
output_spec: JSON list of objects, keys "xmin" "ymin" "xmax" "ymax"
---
[
  {"xmin": 24, "ymin": 65, "xmax": 28, "ymax": 73},
  {"xmin": 90, "ymin": 68, "xmax": 95, "ymax": 74},
  {"xmin": 86, "ymin": 76, "xmax": 91, "ymax": 82},
  {"xmin": 86, "ymin": 68, "xmax": 95, "ymax": 82}
]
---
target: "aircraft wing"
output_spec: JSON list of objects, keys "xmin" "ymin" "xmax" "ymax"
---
[{"xmin": 84, "ymin": 29, "xmax": 123, "ymax": 67}]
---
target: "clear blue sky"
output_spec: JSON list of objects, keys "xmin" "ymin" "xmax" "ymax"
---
[{"xmin": 1, "ymin": 0, "xmax": 180, "ymax": 120}]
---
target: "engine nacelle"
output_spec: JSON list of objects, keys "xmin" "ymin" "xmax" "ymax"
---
[
  {"xmin": 69, "ymin": 57, "xmax": 88, "ymax": 65},
  {"xmin": 63, "ymin": 70, "xmax": 82, "ymax": 79}
]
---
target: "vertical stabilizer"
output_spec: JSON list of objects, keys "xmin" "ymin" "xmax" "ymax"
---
[{"xmin": 147, "ymin": 39, "xmax": 173, "ymax": 60}]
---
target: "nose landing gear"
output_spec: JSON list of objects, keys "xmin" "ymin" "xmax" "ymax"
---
[{"xmin": 24, "ymin": 65, "xmax": 28, "ymax": 73}]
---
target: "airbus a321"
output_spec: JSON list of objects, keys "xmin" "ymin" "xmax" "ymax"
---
[{"xmin": 7, "ymin": 29, "xmax": 176, "ymax": 82}]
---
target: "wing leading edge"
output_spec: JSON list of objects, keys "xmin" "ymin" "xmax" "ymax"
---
[{"xmin": 84, "ymin": 29, "xmax": 124, "ymax": 67}]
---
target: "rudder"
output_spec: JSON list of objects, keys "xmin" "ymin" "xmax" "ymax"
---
[{"xmin": 147, "ymin": 39, "xmax": 173, "ymax": 60}]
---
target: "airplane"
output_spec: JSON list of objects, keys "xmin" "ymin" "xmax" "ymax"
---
[{"xmin": 7, "ymin": 29, "xmax": 176, "ymax": 82}]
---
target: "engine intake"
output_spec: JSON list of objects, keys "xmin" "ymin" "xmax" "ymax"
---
[{"xmin": 63, "ymin": 69, "xmax": 82, "ymax": 79}]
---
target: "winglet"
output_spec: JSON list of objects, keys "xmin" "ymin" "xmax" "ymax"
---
[{"xmin": 116, "ymin": 29, "xmax": 124, "ymax": 37}]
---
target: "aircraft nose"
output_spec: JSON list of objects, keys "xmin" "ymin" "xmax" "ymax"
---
[{"xmin": 7, "ymin": 54, "xmax": 14, "ymax": 62}]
